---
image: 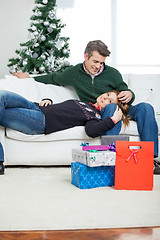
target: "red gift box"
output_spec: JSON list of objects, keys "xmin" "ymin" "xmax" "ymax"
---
[{"xmin": 115, "ymin": 141, "xmax": 154, "ymax": 191}]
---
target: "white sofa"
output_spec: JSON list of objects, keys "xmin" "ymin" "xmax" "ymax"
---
[{"xmin": 0, "ymin": 74, "xmax": 159, "ymax": 165}]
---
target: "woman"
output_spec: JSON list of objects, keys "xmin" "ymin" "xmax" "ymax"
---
[{"xmin": 0, "ymin": 90, "xmax": 129, "ymax": 174}]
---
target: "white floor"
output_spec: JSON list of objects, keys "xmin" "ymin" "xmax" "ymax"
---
[{"xmin": 0, "ymin": 167, "xmax": 160, "ymax": 231}]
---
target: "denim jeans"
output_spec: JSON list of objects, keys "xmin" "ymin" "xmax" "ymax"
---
[
  {"xmin": 128, "ymin": 103, "xmax": 158, "ymax": 157},
  {"xmin": 100, "ymin": 103, "xmax": 122, "ymax": 135},
  {"xmin": 0, "ymin": 90, "xmax": 45, "ymax": 162},
  {"xmin": 101, "ymin": 102, "xmax": 158, "ymax": 157}
]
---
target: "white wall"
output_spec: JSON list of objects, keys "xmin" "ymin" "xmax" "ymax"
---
[
  {"xmin": 0, "ymin": 0, "xmax": 110, "ymax": 78},
  {"xmin": 56, "ymin": 0, "xmax": 111, "ymax": 65},
  {"xmin": 0, "ymin": 0, "xmax": 34, "ymax": 79}
]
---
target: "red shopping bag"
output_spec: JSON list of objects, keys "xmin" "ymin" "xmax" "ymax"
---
[{"xmin": 115, "ymin": 141, "xmax": 154, "ymax": 190}]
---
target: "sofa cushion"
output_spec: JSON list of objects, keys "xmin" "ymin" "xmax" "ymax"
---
[
  {"xmin": 5, "ymin": 126, "xmax": 93, "ymax": 142},
  {"xmin": 128, "ymin": 74, "xmax": 160, "ymax": 114},
  {"xmin": 0, "ymin": 75, "xmax": 79, "ymax": 103},
  {"xmin": 6, "ymin": 112, "xmax": 160, "ymax": 142}
]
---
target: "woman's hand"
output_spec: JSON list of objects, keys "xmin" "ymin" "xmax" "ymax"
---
[
  {"xmin": 39, "ymin": 100, "xmax": 52, "ymax": 107},
  {"xmin": 111, "ymin": 106, "xmax": 123, "ymax": 123}
]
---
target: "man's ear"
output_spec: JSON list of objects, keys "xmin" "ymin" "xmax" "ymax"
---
[{"xmin": 84, "ymin": 53, "xmax": 88, "ymax": 60}]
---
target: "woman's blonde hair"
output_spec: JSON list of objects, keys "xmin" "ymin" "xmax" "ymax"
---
[{"xmin": 108, "ymin": 90, "xmax": 131, "ymax": 128}]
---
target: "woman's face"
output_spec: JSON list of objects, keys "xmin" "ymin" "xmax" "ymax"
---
[{"xmin": 96, "ymin": 92, "xmax": 118, "ymax": 109}]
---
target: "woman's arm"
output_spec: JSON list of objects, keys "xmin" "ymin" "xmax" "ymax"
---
[
  {"xmin": 85, "ymin": 117, "xmax": 115, "ymax": 138},
  {"xmin": 85, "ymin": 106, "xmax": 122, "ymax": 138}
]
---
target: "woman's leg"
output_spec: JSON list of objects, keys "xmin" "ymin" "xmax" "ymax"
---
[
  {"xmin": 0, "ymin": 107, "xmax": 45, "ymax": 135},
  {"xmin": 0, "ymin": 143, "xmax": 4, "ymax": 174},
  {"xmin": 100, "ymin": 103, "xmax": 122, "ymax": 135},
  {"xmin": 0, "ymin": 90, "xmax": 37, "ymax": 120},
  {"xmin": 0, "ymin": 90, "xmax": 45, "ymax": 134},
  {"xmin": 0, "ymin": 90, "xmax": 45, "ymax": 172}
]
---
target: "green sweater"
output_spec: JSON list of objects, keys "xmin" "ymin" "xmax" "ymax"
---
[{"xmin": 34, "ymin": 63, "xmax": 135, "ymax": 105}]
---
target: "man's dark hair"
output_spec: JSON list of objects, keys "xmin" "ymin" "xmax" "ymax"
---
[{"xmin": 84, "ymin": 40, "xmax": 111, "ymax": 58}]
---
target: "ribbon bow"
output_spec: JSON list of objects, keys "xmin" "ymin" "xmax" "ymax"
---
[
  {"xmin": 126, "ymin": 149, "xmax": 139, "ymax": 163},
  {"xmin": 109, "ymin": 143, "xmax": 116, "ymax": 152},
  {"xmin": 80, "ymin": 143, "xmax": 89, "ymax": 146}
]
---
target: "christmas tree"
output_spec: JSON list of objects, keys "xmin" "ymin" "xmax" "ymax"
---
[{"xmin": 8, "ymin": 0, "xmax": 70, "ymax": 75}]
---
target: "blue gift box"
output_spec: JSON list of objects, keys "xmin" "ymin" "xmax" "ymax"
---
[{"xmin": 71, "ymin": 162, "xmax": 115, "ymax": 189}]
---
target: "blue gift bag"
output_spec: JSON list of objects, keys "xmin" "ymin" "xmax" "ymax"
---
[{"xmin": 71, "ymin": 162, "xmax": 115, "ymax": 189}]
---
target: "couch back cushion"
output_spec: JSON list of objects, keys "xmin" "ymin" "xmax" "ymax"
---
[
  {"xmin": 128, "ymin": 74, "xmax": 160, "ymax": 114},
  {"xmin": 0, "ymin": 75, "xmax": 79, "ymax": 103}
]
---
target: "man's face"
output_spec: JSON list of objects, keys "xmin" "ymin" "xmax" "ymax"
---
[{"xmin": 84, "ymin": 51, "xmax": 106, "ymax": 75}]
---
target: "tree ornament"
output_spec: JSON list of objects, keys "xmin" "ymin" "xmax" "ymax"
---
[
  {"xmin": 26, "ymin": 50, "xmax": 31, "ymax": 55},
  {"xmin": 42, "ymin": 0, "xmax": 48, "ymax": 4},
  {"xmin": 63, "ymin": 49, "xmax": 68, "ymax": 54},
  {"xmin": 31, "ymin": 26, "xmax": 37, "ymax": 31},
  {"xmin": 37, "ymin": 11, "xmax": 42, "ymax": 17},
  {"xmin": 50, "ymin": 23, "xmax": 56, "ymax": 28},
  {"xmin": 47, "ymin": 27, "xmax": 53, "ymax": 33},
  {"xmin": 40, "ymin": 54, "xmax": 46, "ymax": 60},
  {"xmin": 55, "ymin": 40, "xmax": 63, "ymax": 50},
  {"xmin": 34, "ymin": 31, "xmax": 39, "ymax": 36},
  {"xmin": 48, "ymin": 40, "xmax": 54, "ymax": 44},
  {"xmin": 23, "ymin": 60, "xmax": 27, "ymax": 66},
  {"xmin": 44, "ymin": 21, "xmax": 49, "ymax": 26},
  {"xmin": 40, "ymin": 35, "xmax": 46, "ymax": 41},
  {"xmin": 49, "ymin": 10, "xmax": 55, "ymax": 19},
  {"xmin": 34, "ymin": 43, "xmax": 39, "ymax": 47},
  {"xmin": 33, "ymin": 53, "xmax": 38, "ymax": 58},
  {"xmin": 64, "ymin": 61, "xmax": 70, "ymax": 66},
  {"xmin": 39, "ymin": 66, "xmax": 45, "ymax": 72},
  {"xmin": 32, "ymin": 68, "xmax": 37, "ymax": 74},
  {"xmin": 48, "ymin": 55, "xmax": 55, "ymax": 65}
]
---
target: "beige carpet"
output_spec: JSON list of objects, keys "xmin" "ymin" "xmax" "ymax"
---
[{"xmin": 0, "ymin": 167, "xmax": 160, "ymax": 231}]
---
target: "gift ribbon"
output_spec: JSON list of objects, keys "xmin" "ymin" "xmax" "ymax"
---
[
  {"xmin": 80, "ymin": 143, "xmax": 89, "ymax": 146},
  {"xmin": 109, "ymin": 143, "xmax": 116, "ymax": 152},
  {"xmin": 89, "ymin": 150, "xmax": 98, "ymax": 152},
  {"xmin": 126, "ymin": 149, "xmax": 139, "ymax": 163}
]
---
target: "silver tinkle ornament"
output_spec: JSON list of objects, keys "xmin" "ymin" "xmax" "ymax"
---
[
  {"xmin": 40, "ymin": 35, "xmax": 46, "ymax": 41},
  {"xmin": 39, "ymin": 66, "xmax": 45, "ymax": 72}
]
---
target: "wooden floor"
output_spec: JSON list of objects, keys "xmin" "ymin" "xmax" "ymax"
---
[{"xmin": 0, "ymin": 227, "xmax": 160, "ymax": 240}]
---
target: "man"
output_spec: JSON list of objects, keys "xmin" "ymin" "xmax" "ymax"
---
[{"xmin": 13, "ymin": 40, "xmax": 159, "ymax": 174}]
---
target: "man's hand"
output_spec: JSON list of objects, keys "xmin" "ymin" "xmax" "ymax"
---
[
  {"xmin": 117, "ymin": 91, "xmax": 132, "ymax": 104},
  {"xmin": 12, "ymin": 72, "xmax": 30, "ymax": 79},
  {"xmin": 39, "ymin": 100, "xmax": 52, "ymax": 107}
]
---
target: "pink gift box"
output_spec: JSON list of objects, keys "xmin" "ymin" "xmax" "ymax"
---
[{"xmin": 82, "ymin": 145, "xmax": 111, "ymax": 151}]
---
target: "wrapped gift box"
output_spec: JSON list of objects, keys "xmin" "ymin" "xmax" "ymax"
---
[
  {"xmin": 72, "ymin": 148, "xmax": 116, "ymax": 167},
  {"xmin": 71, "ymin": 162, "xmax": 115, "ymax": 189},
  {"xmin": 101, "ymin": 135, "xmax": 129, "ymax": 145}
]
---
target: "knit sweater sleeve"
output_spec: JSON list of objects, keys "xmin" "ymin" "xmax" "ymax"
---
[
  {"xmin": 85, "ymin": 117, "xmax": 115, "ymax": 138},
  {"xmin": 34, "ymin": 66, "xmax": 74, "ymax": 86}
]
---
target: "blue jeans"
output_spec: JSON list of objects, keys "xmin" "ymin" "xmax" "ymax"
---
[
  {"xmin": 0, "ymin": 90, "xmax": 45, "ymax": 162},
  {"xmin": 128, "ymin": 103, "xmax": 158, "ymax": 157},
  {"xmin": 100, "ymin": 103, "xmax": 122, "ymax": 135},
  {"xmin": 101, "ymin": 102, "xmax": 158, "ymax": 157}
]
